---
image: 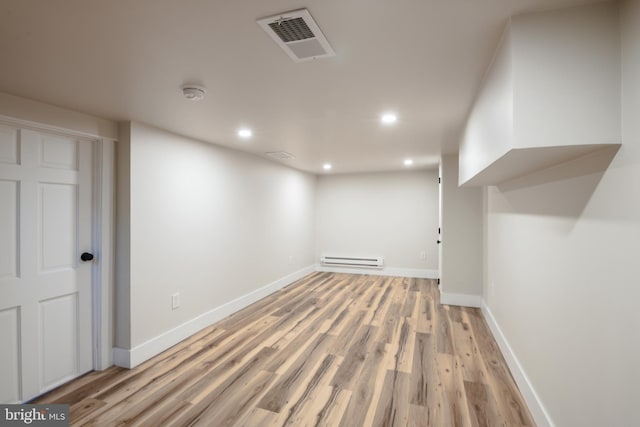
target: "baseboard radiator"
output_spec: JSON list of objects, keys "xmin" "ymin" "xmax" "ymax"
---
[{"xmin": 320, "ymin": 255, "xmax": 384, "ymax": 269}]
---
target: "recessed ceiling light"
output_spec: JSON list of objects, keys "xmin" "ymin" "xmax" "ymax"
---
[
  {"xmin": 404, "ymin": 159, "xmax": 414, "ymax": 166},
  {"xmin": 237, "ymin": 129, "xmax": 252, "ymax": 138},
  {"xmin": 181, "ymin": 84, "xmax": 207, "ymax": 101},
  {"xmin": 381, "ymin": 113, "xmax": 397, "ymax": 125},
  {"xmin": 323, "ymin": 163, "xmax": 332, "ymax": 171}
]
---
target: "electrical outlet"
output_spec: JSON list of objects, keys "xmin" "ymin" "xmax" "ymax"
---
[
  {"xmin": 288, "ymin": 255, "xmax": 293, "ymax": 265},
  {"xmin": 419, "ymin": 251, "xmax": 426, "ymax": 261},
  {"xmin": 172, "ymin": 293, "xmax": 180, "ymax": 310}
]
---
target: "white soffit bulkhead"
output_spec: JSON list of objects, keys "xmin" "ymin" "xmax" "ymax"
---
[{"xmin": 257, "ymin": 8, "xmax": 336, "ymax": 62}]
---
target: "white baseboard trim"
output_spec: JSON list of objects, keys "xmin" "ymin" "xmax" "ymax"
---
[
  {"xmin": 440, "ymin": 291, "xmax": 482, "ymax": 308},
  {"xmin": 112, "ymin": 347, "xmax": 131, "ymax": 369},
  {"xmin": 315, "ymin": 264, "xmax": 438, "ymax": 279},
  {"xmin": 113, "ymin": 265, "xmax": 316, "ymax": 369},
  {"xmin": 480, "ymin": 301, "xmax": 554, "ymax": 427}
]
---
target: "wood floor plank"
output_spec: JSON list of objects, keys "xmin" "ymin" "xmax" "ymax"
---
[
  {"xmin": 214, "ymin": 272, "xmax": 329, "ymax": 331},
  {"xmin": 67, "ymin": 398, "xmax": 106, "ymax": 425},
  {"xmin": 264, "ymin": 297, "xmax": 345, "ymax": 372},
  {"xmin": 377, "ymin": 302, "xmax": 403, "ymax": 344},
  {"xmin": 437, "ymin": 304, "xmax": 454, "ymax": 355},
  {"xmin": 327, "ymin": 310, "xmax": 367, "ymax": 356},
  {"xmin": 449, "ymin": 308, "xmax": 487, "ymax": 384},
  {"xmin": 86, "ymin": 368, "xmax": 203, "ymax": 426},
  {"xmin": 370, "ymin": 369, "xmax": 411, "ymax": 427},
  {"xmin": 312, "ymin": 386, "xmax": 353, "ymax": 427},
  {"xmin": 378, "ymin": 277, "xmax": 410, "ymax": 344},
  {"xmin": 34, "ymin": 273, "xmax": 535, "ymax": 427},
  {"xmin": 438, "ymin": 353, "xmax": 472, "ymax": 427},
  {"xmin": 268, "ymin": 280, "xmax": 353, "ymax": 353},
  {"xmin": 416, "ymin": 290, "xmax": 434, "ymax": 334},
  {"xmin": 362, "ymin": 277, "xmax": 393, "ymax": 324},
  {"xmin": 330, "ymin": 325, "xmax": 378, "ymax": 390},
  {"xmin": 168, "ymin": 348, "xmax": 277, "ymax": 426},
  {"xmin": 464, "ymin": 380, "xmax": 505, "ymax": 427},
  {"xmin": 337, "ymin": 340, "xmax": 387, "ymax": 427},
  {"xmin": 408, "ymin": 403, "xmax": 436, "ymax": 427},
  {"xmin": 171, "ymin": 369, "xmax": 275, "ymax": 427},
  {"xmin": 178, "ymin": 345, "xmax": 276, "ymax": 404},
  {"xmin": 231, "ymin": 407, "xmax": 278, "ymax": 427},
  {"xmin": 257, "ymin": 333, "xmax": 333, "ymax": 413},
  {"xmin": 410, "ymin": 332, "xmax": 450, "ymax": 427},
  {"xmin": 410, "ymin": 332, "xmax": 437, "ymax": 407},
  {"xmin": 368, "ymin": 279, "xmax": 395, "ymax": 327},
  {"xmin": 264, "ymin": 305, "xmax": 322, "ymax": 352},
  {"xmin": 273, "ymin": 354, "xmax": 339, "ymax": 426},
  {"xmin": 141, "ymin": 399, "xmax": 193, "ymax": 427},
  {"xmin": 387, "ymin": 316, "xmax": 416, "ymax": 374},
  {"xmin": 194, "ymin": 370, "xmax": 275, "ymax": 427},
  {"xmin": 402, "ymin": 288, "xmax": 418, "ymax": 317}
]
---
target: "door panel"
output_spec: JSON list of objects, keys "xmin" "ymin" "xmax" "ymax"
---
[
  {"xmin": 40, "ymin": 294, "xmax": 78, "ymax": 388},
  {"xmin": 0, "ymin": 180, "xmax": 18, "ymax": 279},
  {"xmin": 39, "ymin": 135, "xmax": 78, "ymax": 171},
  {"xmin": 0, "ymin": 125, "xmax": 93, "ymax": 403},
  {"xmin": 40, "ymin": 183, "xmax": 77, "ymax": 272},
  {"xmin": 0, "ymin": 307, "xmax": 20, "ymax": 403},
  {"xmin": 0, "ymin": 125, "xmax": 18, "ymax": 164}
]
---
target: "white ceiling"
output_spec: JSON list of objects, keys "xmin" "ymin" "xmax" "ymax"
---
[{"xmin": 0, "ymin": 0, "xmax": 597, "ymax": 174}]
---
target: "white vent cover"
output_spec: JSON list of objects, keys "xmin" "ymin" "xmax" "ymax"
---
[
  {"xmin": 265, "ymin": 151, "xmax": 296, "ymax": 160},
  {"xmin": 257, "ymin": 9, "xmax": 335, "ymax": 63}
]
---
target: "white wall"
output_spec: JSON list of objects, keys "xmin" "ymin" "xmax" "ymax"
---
[
  {"xmin": 315, "ymin": 170, "xmax": 438, "ymax": 276},
  {"xmin": 440, "ymin": 155, "xmax": 483, "ymax": 304},
  {"xmin": 483, "ymin": 1, "xmax": 640, "ymax": 425},
  {"xmin": 116, "ymin": 122, "xmax": 316, "ymax": 359}
]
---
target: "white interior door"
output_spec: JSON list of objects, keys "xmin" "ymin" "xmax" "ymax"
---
[{"xmin": 0, "ymin": 125, "xmax": 94, "ymax": 403}]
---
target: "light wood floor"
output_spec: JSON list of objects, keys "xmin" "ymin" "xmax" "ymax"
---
[{"xmin": 35, "ymin": 272, "xmax": 535, "ymax": 426}]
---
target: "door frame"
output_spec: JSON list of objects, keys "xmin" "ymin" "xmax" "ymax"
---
[
  {"xmin": 0, "ymin": 115, "xmax": 115, "ymax": 372},
  {"xmin": 92, "ymin": 137, "xmax": 115, "ymax": 370}
]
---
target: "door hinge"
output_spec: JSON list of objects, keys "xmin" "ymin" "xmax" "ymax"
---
[
  {"xmin": 437, "ymin": 278, "xmax": 440, "ymax": 285},
  {"xmin": 438, "ymin": 177, "xmax": 441, "ymax": 184}
]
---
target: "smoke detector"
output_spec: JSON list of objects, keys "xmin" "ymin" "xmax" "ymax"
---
[
  {"xmin": 257, "ymin": 9, "xmax": 335, "ymax": 63},
  {"xmin": 181, "ymin": 85, "xmax": 207, "ymax": 101}
]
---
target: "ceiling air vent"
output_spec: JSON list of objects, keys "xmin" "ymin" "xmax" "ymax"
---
[
  {"xmin": 257, "ymin": 9, "xmax": 335, "ymax": 63},
  {"xmin": 265, "ymin": 151, "xmax": 296, "ymax": 160}
]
